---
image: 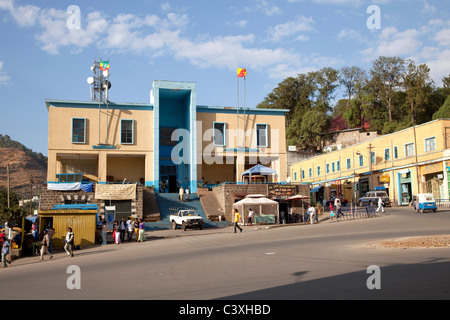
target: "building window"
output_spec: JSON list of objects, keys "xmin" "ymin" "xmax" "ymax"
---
[
  {"xmin": 72, "ymin": 118, "xmax": 86, "ymax": 143},
  {"xmin": 337, "ymin": 160, "xmax": 340, "ymax": 171},
  {"xmin": 359, "ymin": 155, "xmax": 363, "ymax": 166},
  {"xmin": 394, "ymin": 146, "xmax": 398, "ymax": 159},
  {"xmin": 405, "ymin": 143, "xmax": 415, "ymax": 157},
  {"xmin": 425, "ymin": 137, "xmax": 436, "ymax": 152},
  {"xmin": 309, "ymin": 168, "xmax": 312, "ymax": 177},
  {"xmin": 256, "ymin": 123, "xmax": 268, "ymax": 147},
  {"xmin": 326, "ymin": 163, "xmax": 330, "ymax": 173},
  {"xmin": 213, "ymin": 122, "xmax": 226, "ymax": 146},
  {"xmin": 302, "ymin": 170, "xmax": 305, "ymax": 179},
  {"xmin": 370, "ymin": 151, "xmax": 375, "ymax": 164},
  {"xmin": 294, "ymin": 172, "xmax": 297, "ymax": 181},
  {"xmin": 346, "ymin": 158, "xmax": 351, "ymax": 169},
  {"xmin": 317, "ymin": 166, "xmax": 321, "ymax": 176},
  {"xmin": 384, "ymin": 148, "xmax": 390, "ymax": 161},
  {"xmin": 332, "ymin": 162, "xmax": 335, "ymax": 172},
  {"xmin": 121, "ymin": 119, "xmax": 134, "ymax": 144}
]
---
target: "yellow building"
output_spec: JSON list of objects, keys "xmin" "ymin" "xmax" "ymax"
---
[
  {"xmin": 45, "ymin": 80, "xmax": 288, "ymax": 193},
  {"xmin": 290, "ymin": 119, "xmax": 450, "ymax": 206}
]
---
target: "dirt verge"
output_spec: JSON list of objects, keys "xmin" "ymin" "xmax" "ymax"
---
[{"xmin": 368, "ymin": 235, "xmax": 450, "ymax": 249}]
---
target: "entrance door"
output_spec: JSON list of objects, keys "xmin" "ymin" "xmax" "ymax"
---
[{"xmin": 161, "ymin": 165, "xmax": 177, "ymax": 193}]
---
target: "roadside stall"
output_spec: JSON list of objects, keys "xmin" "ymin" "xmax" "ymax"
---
[
  {"xmin": 233, "ymin": 194, "xmax": 279, "ymax": 224},
  {"xmin": 37, "ymin": 204, "xmax": 98, "ymax": 248},
  {"xmin": 287, "ymin": 194, "xmax": 311, "ymax": 223}
]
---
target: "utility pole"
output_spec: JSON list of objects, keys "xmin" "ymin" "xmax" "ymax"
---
[{"xmin": 7, "ymin": 163, "xmax": 10, "ymax": 208}]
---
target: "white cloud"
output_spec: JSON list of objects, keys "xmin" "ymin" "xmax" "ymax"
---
[
  {"xmin": 267, "ymin": 16, "xmax": 314, "ymax": 42},
  {"xmin": 434, "ymin": 28, "xmax": 450, "ymax": 47},
  {"xmin": 337, "ymin": 28, "xmax": 367, "ymax": 43},
  {"xmin": 0, "ymin": 61, "xmax": 10, "ymax": 85},
  {"xmin": 245, "ymin": 0, "xmax": 281, "ymax": 16},
  {"xmin": 10, "ymin": 3, "xmax": 39, "ymax": 27},
  {"xmin": 361, "ymin": 27, "xmax": 423, "ymax": 59},
  {"xmin": 36, "ymin": 9, "xmax": 108, "ymax": 55},
  {"xmin": 0, "ymin": 1, "xmax": 343, "ymax": 82}
]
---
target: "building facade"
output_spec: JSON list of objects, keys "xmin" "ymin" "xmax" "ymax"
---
[
  {"xmin": 290, "ymin": 119, "xmax": 450, "ymax": 206},
  {"xmin": 45, "ymin": 80, "xmax": 288, "ymax": 193}
]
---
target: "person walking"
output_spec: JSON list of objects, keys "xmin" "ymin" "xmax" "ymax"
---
[
  {"xmin": 2, "ymin": 233, "xmax": 11, "ymax": 268},
  {"xmin": 179, "ymin": 186, "xmax": 184, "ymax": 202},
  {"xmin": 113, "ymin": 221, "xmax": 121, "ymax": 244},
  {"xmin": 376, "ymin": 196, "xmax": 385, "ymax": 213},
  {"xmin": 334, "ymin": 197, "xmax": 343, "ymax": 219},
  {"xmin": 233, "ymin": 208, "xmax": 243, "ymax": 233},
  {"xmin": 126, "ymin": 217, "xmax": 133, "ymax": 241},
  {"xmin": 120, "ymin": 217, "xmax": 126, "ymax": 242},
  {"xmin": 101, "ymin": 220, "xmax": 107, "ymax": 245},
  {"xmin": 47, "ymin": 226, "xmax": 54, "ymax": 256},
  {"xmin": 40, "ymin": 229, "xmax": 53, "ymax": 260},
  {"xmin": 247, "ymin": 208, "xmax": 254, "ymax": 226},
  {"xmin": 64, "ymin": 227, "xmax": 74, "ymax": 257},
  {"xmin": 307, "ymin": 205, "xmax": 316, "ymax": 224},
  {"xmin": 134, "ymin": 218, "xmax": 140, "ymax": 242},
  {"xmin": 185, "ymin": 186, "xmax": 190, "ymax": 202},
  {"xmin": 138, "ymin": 219, "xmax": 145, "ymax": 242}
]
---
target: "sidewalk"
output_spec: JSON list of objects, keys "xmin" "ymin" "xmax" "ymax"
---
[{"xmin": 3, "ymin": 211, "xmax": 365, "ymax": 268}]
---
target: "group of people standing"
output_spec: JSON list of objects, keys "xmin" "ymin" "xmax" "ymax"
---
[
  {"xmin": 179, "ymin": 186, "xmax": 190, "ymax": 202},
  {"xmin": 109, "ymin": 217, "xmax": 146, "ymax": 244}
]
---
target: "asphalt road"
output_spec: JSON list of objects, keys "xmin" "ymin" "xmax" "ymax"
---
[{"xmin": 1, "ymin": 206, "xmax": 450, "ymax": 301}]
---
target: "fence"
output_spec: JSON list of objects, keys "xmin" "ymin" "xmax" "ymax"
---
[
  {"xmin": 336, "ymin": 205, "xmax": 377, "ymax": 221},
  {"xmin": 436, "ymin": 199, "xmax": 450, "ymax": 208}
]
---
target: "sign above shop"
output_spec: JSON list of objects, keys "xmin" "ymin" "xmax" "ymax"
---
[{"xmin": 92, "ymin": 144, "xmax": 118, "ymax": 150}]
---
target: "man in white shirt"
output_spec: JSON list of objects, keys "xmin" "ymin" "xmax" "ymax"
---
[
  {"xmin": 307, "ymin": 205, "xmax": 316, "ymax": 224},
  {"xmin": 376, "ymin": 196, "xmax": 385, "ymax": 213}
]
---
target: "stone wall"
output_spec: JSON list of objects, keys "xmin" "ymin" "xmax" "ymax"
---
[{"xmin": 39, "ymin": 184, "xmax": 143, "ymax": 219}]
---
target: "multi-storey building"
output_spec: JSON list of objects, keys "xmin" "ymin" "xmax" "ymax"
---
[
  {"xmin": 290, "ymin": 119, "xmax": 450, "ymax": 206},
  {"xmin": 45, "ymin": 80, "xmax": 288, "ymax": 194}
]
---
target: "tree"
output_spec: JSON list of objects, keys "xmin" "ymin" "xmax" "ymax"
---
[
  {"xmin": 0, "ymin": 186, "xmax": 26, "ymax": 224},
  {"xmin": 433, "ymin": 95, "xmax": 450, "ymax": 120},
  {"xmin": 310, "ymin": 67, "xmax": 339, "ymax": 113},
  {"xmin": 339, "ymin": 66, "xmax": 367, "ymax": 101},
  {"xmin": 369, "ymin": 56, "xmax": 405, "ymax": 122},
  {"xmin": 402, "ymin": 60, "xmax": 434, "ymax": 125},
  {"xmin": 298, "ymin": 109, "xmax": 329, "ymax": 151}
]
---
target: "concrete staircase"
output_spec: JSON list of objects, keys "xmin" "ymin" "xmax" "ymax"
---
[{"xmin": 146, "ymin": 192, "xmax": 231, "ymax": 230}]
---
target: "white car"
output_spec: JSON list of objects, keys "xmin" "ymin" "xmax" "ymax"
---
[{"xmin": 170, "ymin": 210, "xmax": 204, "ymax": 231}]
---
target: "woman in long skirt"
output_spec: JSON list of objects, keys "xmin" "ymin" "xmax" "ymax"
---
[
  {"xmin": 138, "ymin": 219, "xmax": 145, "ymax": 242},
  {"xmin": 114, "ymin": 221, "xmax": 121, "ymax": 244}
]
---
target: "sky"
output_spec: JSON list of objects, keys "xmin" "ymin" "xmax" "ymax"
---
[{"xmin": 0, "ymin": 0, "xmax": 449, "ymax": 156}]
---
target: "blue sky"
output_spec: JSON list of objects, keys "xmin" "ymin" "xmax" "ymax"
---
[{"xmin": 0, "ymin": 0, "xmax": 449, "ymax": 156}]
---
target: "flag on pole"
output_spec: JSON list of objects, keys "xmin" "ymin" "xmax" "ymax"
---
[
  {"xmin": 237, "ymin": 68, "xmax": 247, "ymax": 77},
  {"xmin": 100, "ymin": 60, "xmax": 110, "ymax": 71}
]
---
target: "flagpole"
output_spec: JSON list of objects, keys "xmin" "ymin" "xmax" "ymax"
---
[
  {"xmin": 243, "ymin": 71, "xmax": 246, "ymax": 148},
  {"xmin": 237, "ymin": 72, "xmax": 239, "ymax": 149}
]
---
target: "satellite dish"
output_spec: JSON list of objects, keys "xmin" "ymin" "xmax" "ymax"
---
[
  {"xmin": 102, "ymin": 80, "xmax": 111, "ymax": 90},
  {"xmin": 87, "ymin": 76, "xmax": 94, "ymax": 84},
  {"xmin": 103, "ymin": 70, "xmax": 110, "ymax": 77}
]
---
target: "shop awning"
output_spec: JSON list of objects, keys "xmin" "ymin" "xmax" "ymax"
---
[
  {"xmin": 287, "ymin": 195, "xmax": 310, "ymax": 200},
  {"xmin": 310, "ymin": 186, "xmax": 322, "ymax": 193}
]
